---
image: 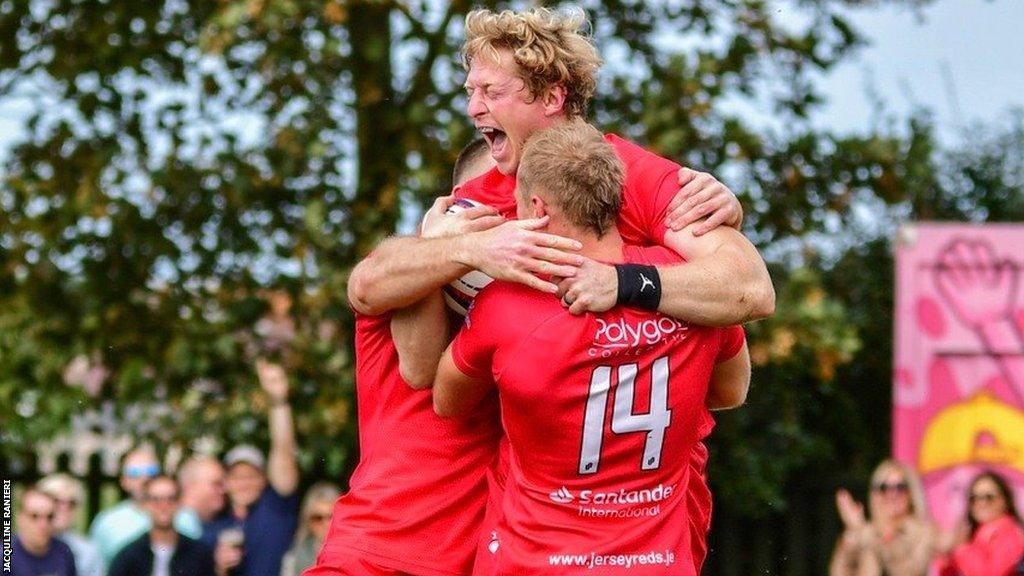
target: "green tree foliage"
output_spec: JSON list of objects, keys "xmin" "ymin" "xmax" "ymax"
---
[
  {"xmin": 7, "ymin": 1, "xmax": 1024, "ymax": 573},
  {"xmin": 2, "ymin": 0, "xmax": 996, "ymax": 515}
]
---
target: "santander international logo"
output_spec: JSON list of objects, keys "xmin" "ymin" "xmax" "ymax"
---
[
  {"xmin": 593, "ymin": 316, "xmax": 687, "ymax": 349},
  {"xmin": 549, "ymin": 487, "xmax": 574, "ymax": 504}
]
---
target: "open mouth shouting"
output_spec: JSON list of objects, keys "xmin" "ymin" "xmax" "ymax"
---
[{"xmin": 478, "ymin": 125, "xmax": 509, "ymax": 164}]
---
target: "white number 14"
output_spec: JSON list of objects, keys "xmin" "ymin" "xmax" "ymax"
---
[{"xmin": 578, "ymin": 356, "xmax": 672, "ymax": 475}]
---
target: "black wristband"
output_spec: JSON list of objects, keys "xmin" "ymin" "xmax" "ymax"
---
[{"xmin": 615, "ymin": 263, "xmax": 661, "ymax": 311}]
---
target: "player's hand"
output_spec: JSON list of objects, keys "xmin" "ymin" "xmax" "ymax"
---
[
  {"xmin": 460, "ymin": 218, "xmax": 584, "ymax": 294},
  {"xmin": 665, "ymin": 168, "xmax": 743, "ymax": 235},
  {"xmin": 256, "ymin": 358, "xmax": 289, "ymax": 403},
  {"xmin": 834, "ymin": 489, "xmax": 866, "ymax": 531},
  {"xmin": 555, "ymin": 259, "xmax": 618, "ymax": 315},
  {"xmin": 421, "ymin": 195, "xmax": 505, "ymax": 239}
]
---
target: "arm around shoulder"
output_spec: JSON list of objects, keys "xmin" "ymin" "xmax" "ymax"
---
[
  {"xmin": 347, "ymin": 235, "xmax": 471, "ymax": 317},
  {"xmin": 660, "ymin": 224, "xmax": 775, "ymax": 326}
]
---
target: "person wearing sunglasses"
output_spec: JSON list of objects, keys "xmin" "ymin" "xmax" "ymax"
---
[
  {"xmin": 830, "ymin": 459, "xmax": 935, "ymax": 576},
  {"xmin": 89, "ymin": 446, "xmax": 202, "ymax": 566},
  {"xmin": 279, "ymin": 483, "xmax": 341, "ymax": 576},
  {"xmin": 12, "ymin": 485, "xmax": 78, "ymax": 576},
  {"xmin": 38, "ymin": 473, "xmax": 103, "ymax": 576},
  {"xmin": 935, "ymin": 469, "xmax": 1024, "ymax": 576},
  {"xmin": 108, "ymin": 475, "xmax": 216, "ymax": 576}
]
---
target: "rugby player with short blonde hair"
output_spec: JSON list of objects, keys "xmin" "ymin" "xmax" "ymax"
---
[
  {"xmin": 435, "ymin": 120, "xmax": 750, "ymax": 575},
  {"xmin": 330, "ymin": 6, "xmax": 772, "ymax": 576}
]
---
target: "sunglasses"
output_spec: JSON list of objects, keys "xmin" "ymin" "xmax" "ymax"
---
[
  {"xmin": 969, "ymin": 492, "xmax": 1001, "ymax": 504},
  {"xmin": 24, "ymin": 511, "xmax": 55, "ymax": 522},
  {"xmin": 124, "ymin": 463, "xmax": 160, "ymax": 479},
  {"xmin": 871, "ymin": 481, "xmax": 909, "ymax": 494},
  {"xmin": 308, "ymin": 513, "xmax": 331, "ymax": 523}
]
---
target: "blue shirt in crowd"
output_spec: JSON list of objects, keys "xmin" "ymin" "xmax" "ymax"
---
[
  {"xmin": 203, "ymin": 485, "xmax": 299, "ymax": 576},
  {"xmin": 12, "ymin": 535, "xmax": 77, "ymax": 576}
]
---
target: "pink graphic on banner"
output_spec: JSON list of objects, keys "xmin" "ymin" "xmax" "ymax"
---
[
  {"xmin": 916, "ymin": 297, "xmax": 947, "ymax": 338},
  {"xmin": 894, "ymin": 224, "xmax": 1024, "ymax": 529}
]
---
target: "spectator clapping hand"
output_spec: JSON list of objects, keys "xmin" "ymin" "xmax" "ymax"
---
[{"xmin": 835, "ymin": 489, "xmax": 866, "ymax": 532}]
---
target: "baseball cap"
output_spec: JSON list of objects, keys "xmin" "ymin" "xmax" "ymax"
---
[{"xmin": 224, "ymin": 445, "xmax": 266, "ymax": 470}]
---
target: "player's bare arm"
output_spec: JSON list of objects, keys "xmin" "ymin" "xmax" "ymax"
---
[
  {"xmin": 389, "ymin": 196, "xmax": 489, "ymax": 389},
  {"xmin": 348, "ymin": 215, "xmax": 584, "ymax": 317},
  {"xmin": 706, "ymin": 340, "xmax": 752, "ymax": 410},
  {"xmin": 391, "ymin": 291, "xmax": 449, "ymax": 390},
  {"xmin": 557, "ymin": 223, "xmax": 773, "ymax": 325},
  {"xmin": 433, "ymin": 347, "xmax": 495, "ymax": 418},
  {"xmin": 657, "ymin": 223, "xmax": 774, "ymax": 325},
  {"xmin": 373, "ymin": 195, "xmax": 582, "ymax": 387},
  {"xmin": 347, "ymin": 196, "xmax": 500, "ymax": 316}
]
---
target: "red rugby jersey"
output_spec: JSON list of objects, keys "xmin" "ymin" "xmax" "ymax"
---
[
  {"xmin": 455, "ymin": 133, "xmax": 719, "ymax": 574},
  {"xmin": 454, "ymin": 134, "xmax": 681, "ymax": 246},
  {"xmin": 450, "ymin": 246, "xmax": 744, "ymax": 575},
  {"xmin": 317, "ymin": 312, "xmax": 502, "ymax": 576}
]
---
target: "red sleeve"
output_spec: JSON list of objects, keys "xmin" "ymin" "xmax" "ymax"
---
[
  {"xmin": 952, "ymin": 521, "xmax": 1024, "ymax": 576},
  {"xmin": 716, "ymin": 325, "xmax": 746, "ymax": 363},
  {"xmin": 610, "ymin": 135, "xmax": 682, "ymax": 247},
  {"xmin": 627, "ymin": 245, "xmax": 683, "ymax": 267},
  {"xmin": 639, "ymin": 168, "xmax": 679, "ymax": 245},
  {"xmin": 449, "ymin": 287, "xmax": 503, "ymax": 380}
]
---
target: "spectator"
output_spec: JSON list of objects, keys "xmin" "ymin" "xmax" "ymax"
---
[
  {"xmin": 12, "ymin": 486, "xmax": 77, "ymax": 576},
  {"xmin": 830, "ymin": 459, "xmax": 935, "ymax": 576},
  {"xmin": 208, "ymin": 359, "xmax": 300, "ymax": 576},
  {"xmin": 108, "ymin": 475, "xmax": 215, "ymax": 576},
  {"xmin": 936, "ymin": 469, "xmax": 1024, "ymax": 576},
  {"xmin": 89, "ymin": 445, "xmax": 202, "ymax": 565},
  {"xmin": 38, "ymin": 473, "xmax": 103, "ymax": 576},
  {"xmin": 279, "ymin": 483, "xmax": 341, "ymax": 576},
  {"xmin": 178, "ymin": 454, "xmax": 227, "ymax": 539}
]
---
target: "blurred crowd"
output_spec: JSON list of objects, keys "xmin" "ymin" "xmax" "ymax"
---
[
  {"xmin": 12, "ymin": 362, "xmax": 1024, "ymax": 576},
  {"xmin": 831, "ymin": 460, "xmax": 1024, "ymax": 576},
  {"xmin": 11, "ymin": 360, "xmax": 340, "ymax": 576}
]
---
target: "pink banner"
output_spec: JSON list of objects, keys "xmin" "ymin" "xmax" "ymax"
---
[{"xmin": 894, "ymin": 223, "xmax": 1024, "ymax": 529}]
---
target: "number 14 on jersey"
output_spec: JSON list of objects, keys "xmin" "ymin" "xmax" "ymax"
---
[{"xmin": 578, "ymin": 356, "xmax": 672, "ymax": 475}]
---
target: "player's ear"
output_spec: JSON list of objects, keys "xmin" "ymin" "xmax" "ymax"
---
[
  {"xmin": 530, "ymin": 194, "xmax": 548, "ymax": 219},
  {"xmin": 542, "ymin": 84, "xmax": 567, "ymax": 116}
]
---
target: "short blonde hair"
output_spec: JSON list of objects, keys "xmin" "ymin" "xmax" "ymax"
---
[
  {"xmin": 517, "ymin": 120, "xmax": 623, "ymax": 237},
  {"xmin": 462, "ymin": 7, "xmax": 601, "ymax": 118},
  {"xmin": 38, "ymin": 473, "xmax": 85, "ymax": 504}
]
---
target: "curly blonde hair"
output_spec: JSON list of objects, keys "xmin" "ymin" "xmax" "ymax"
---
[{"xmin": 462, "ymin": 7, "xmax": 602, "ymax": 118}]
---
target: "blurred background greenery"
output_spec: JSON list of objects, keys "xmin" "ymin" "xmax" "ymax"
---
[{"xmin": 1, "ymin": 0, "xmax": 1022, "ymax": 573}]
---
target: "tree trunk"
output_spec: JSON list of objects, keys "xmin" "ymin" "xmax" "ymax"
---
[{"xmin": 349, "ymin": 3, "xmax": 403, "ymax": 255}]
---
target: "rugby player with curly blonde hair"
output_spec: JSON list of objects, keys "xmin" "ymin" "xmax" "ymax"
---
[{"xmin": 313, "ymin": 7, "xmax": 773, "ymax": 576}]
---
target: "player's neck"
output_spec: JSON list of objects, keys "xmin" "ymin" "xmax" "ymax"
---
[
  {"xmin": 544, "ymin": 219, "xmax": 624, "ymax": 262},
  {"xmin": 576, "ymin": 229, "xmax": 625, "ymax": 262}
]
